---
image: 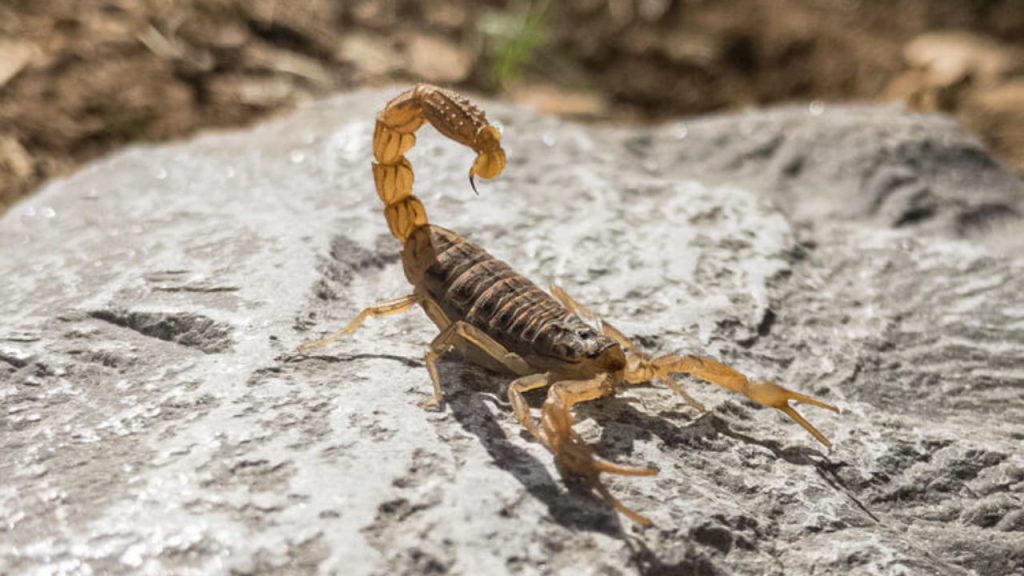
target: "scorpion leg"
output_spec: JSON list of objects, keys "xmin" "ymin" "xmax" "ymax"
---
[
  {"xmin": 633, "ymin": 355, "xmax": 840, "ymax": 448},
  {"xmin": 656, "ymin": 377, "xmax": 708, "ymax": 413},
  {"xmin": 424, "ymin": 320, "xmax": 531, "ymax": 409},
  {"xmin": 298, "ymin": 294, "xmax": 422, "ymax": 354},
  {"xmin": 537, "ymin": 375, "xmax": 657, "ymax": 525},
  {"xmin": 550, "ymin": 285, "xmax": 704, "ymax": 411},
  {"xmin": 508, "ymin": 373, "xmax": 550, "ymax": 442}
]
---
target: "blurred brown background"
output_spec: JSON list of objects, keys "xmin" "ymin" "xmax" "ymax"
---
[{"xmin": 2, "ymin": 0, "xmax": 1023, "ymax": 212}]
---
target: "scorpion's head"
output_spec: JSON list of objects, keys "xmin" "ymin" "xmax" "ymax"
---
[
  {"xmin": 469, "ymin": 125, "xmax": 506, "ymax": 194},
  {"xmin": 540, "ymin": 322, "xmax": 624, "ymax": 372}
]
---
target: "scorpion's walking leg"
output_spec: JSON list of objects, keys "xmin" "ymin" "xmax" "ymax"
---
[
  {"xmin": 537, "ymin": 375, "xmax": 658, "ymax": 525},
  {"xmin": 299, "ymin": 294, "xmax": 422, "ymax": 354},
  {"xmin": 423, "ymin": 319, "xmax": 531, "ymax": 409},
  {"xmin": 629, "ymin": 355, "xmax": 839, "ymax": 447},
  {"xmin": 551, "ymin": 285, "xmax": 706, "ymax": 411},
  {"xmin": 508, "ymin": 373, "xmax": 550, "ymax": 441}
]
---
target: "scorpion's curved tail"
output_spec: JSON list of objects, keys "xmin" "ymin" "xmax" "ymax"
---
[{"xmin": 372, "ymin": 84, "xmax": 506, "ymax": 243}]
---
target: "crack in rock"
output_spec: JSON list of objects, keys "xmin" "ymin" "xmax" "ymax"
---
[{"xmin": 89, "ymin": 309, "xmax": 233, "ymax": 353}]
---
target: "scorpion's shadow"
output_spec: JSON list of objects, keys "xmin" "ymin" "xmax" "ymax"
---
[
  {"xmin": 439, "ymin": 360, "xmax": 631, "ymax": 535},
  {"xmin": 579, "ymin": 397, "xmax": 877, "ymax": 524},
  {"xmin": 439, "ymin": 360, "xmax": 872, "ymax": 573},
  {"xmin": 440, "ymin": 362, "xmax": 747, "ymax": 576},
  {"xmin": 440, "ymin": 361, "xmax": 729, "ymax": 537}
]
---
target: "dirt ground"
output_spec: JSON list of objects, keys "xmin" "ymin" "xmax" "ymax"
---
[{"xmin": 2, "ymin": 0, "xmax": 1023, "ymax": 211}]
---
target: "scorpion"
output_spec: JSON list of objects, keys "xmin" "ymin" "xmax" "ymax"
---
[{"xmin": 300, "ymin": 84, "xmax": 840, "ymax": 525}]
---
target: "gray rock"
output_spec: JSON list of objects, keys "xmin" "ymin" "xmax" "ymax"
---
[{"xmin": 2, "ymin": 90, "xmax": 1023, "ymax": 575}]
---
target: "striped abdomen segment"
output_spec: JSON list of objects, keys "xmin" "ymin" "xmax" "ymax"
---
[{"xmin": 419, "ymin": 227, "xmax": 608, "ymax": 361}]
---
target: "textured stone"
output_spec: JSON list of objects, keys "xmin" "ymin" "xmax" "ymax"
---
[{"xmin": 1, "ymin": 90, "xmax": 1023, "ymax": 575}]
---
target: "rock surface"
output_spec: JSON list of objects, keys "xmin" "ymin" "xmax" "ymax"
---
[{"xmin": 2, "ymin": 90, "xmax": 1023, "ymax": 575}]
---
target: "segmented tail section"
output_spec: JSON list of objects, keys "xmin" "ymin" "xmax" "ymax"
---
[{"xmin": 372, "ymin": 84, "xmax": 507, "ymax": 242}]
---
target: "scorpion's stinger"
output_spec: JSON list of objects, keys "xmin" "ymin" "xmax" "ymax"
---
[
  {"xmin": 373, "ymin": 84, "xmax": 505, "ymax": 242},
  {"xmin": 467, "ymin": 126, "xmax": 504, "ymax": 195}
]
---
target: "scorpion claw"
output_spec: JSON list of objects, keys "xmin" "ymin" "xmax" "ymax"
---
[
  {"xmin": 549, "ymin": 426, "xmax": 656, "ymax": 524},
  {"xmin": 642, "ymin": 355, "xmax": 840, "ymax": 448},
  {"xmin": 589, "ymin": 475, "xmax": 654, "ymax": 526},
  {"xmin": 745, "ymin": 380, "xmax": 840, "ymax": 448}
]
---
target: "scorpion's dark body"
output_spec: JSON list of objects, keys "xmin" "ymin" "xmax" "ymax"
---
[{"xmin": 402, "ymin": 224, "xmax": 622, "ymax": 378}]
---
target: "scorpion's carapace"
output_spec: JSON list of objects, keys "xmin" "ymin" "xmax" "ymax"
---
[{"xmin": 301, "ymin": 83, "xmax": 840, "ymax": 526}]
